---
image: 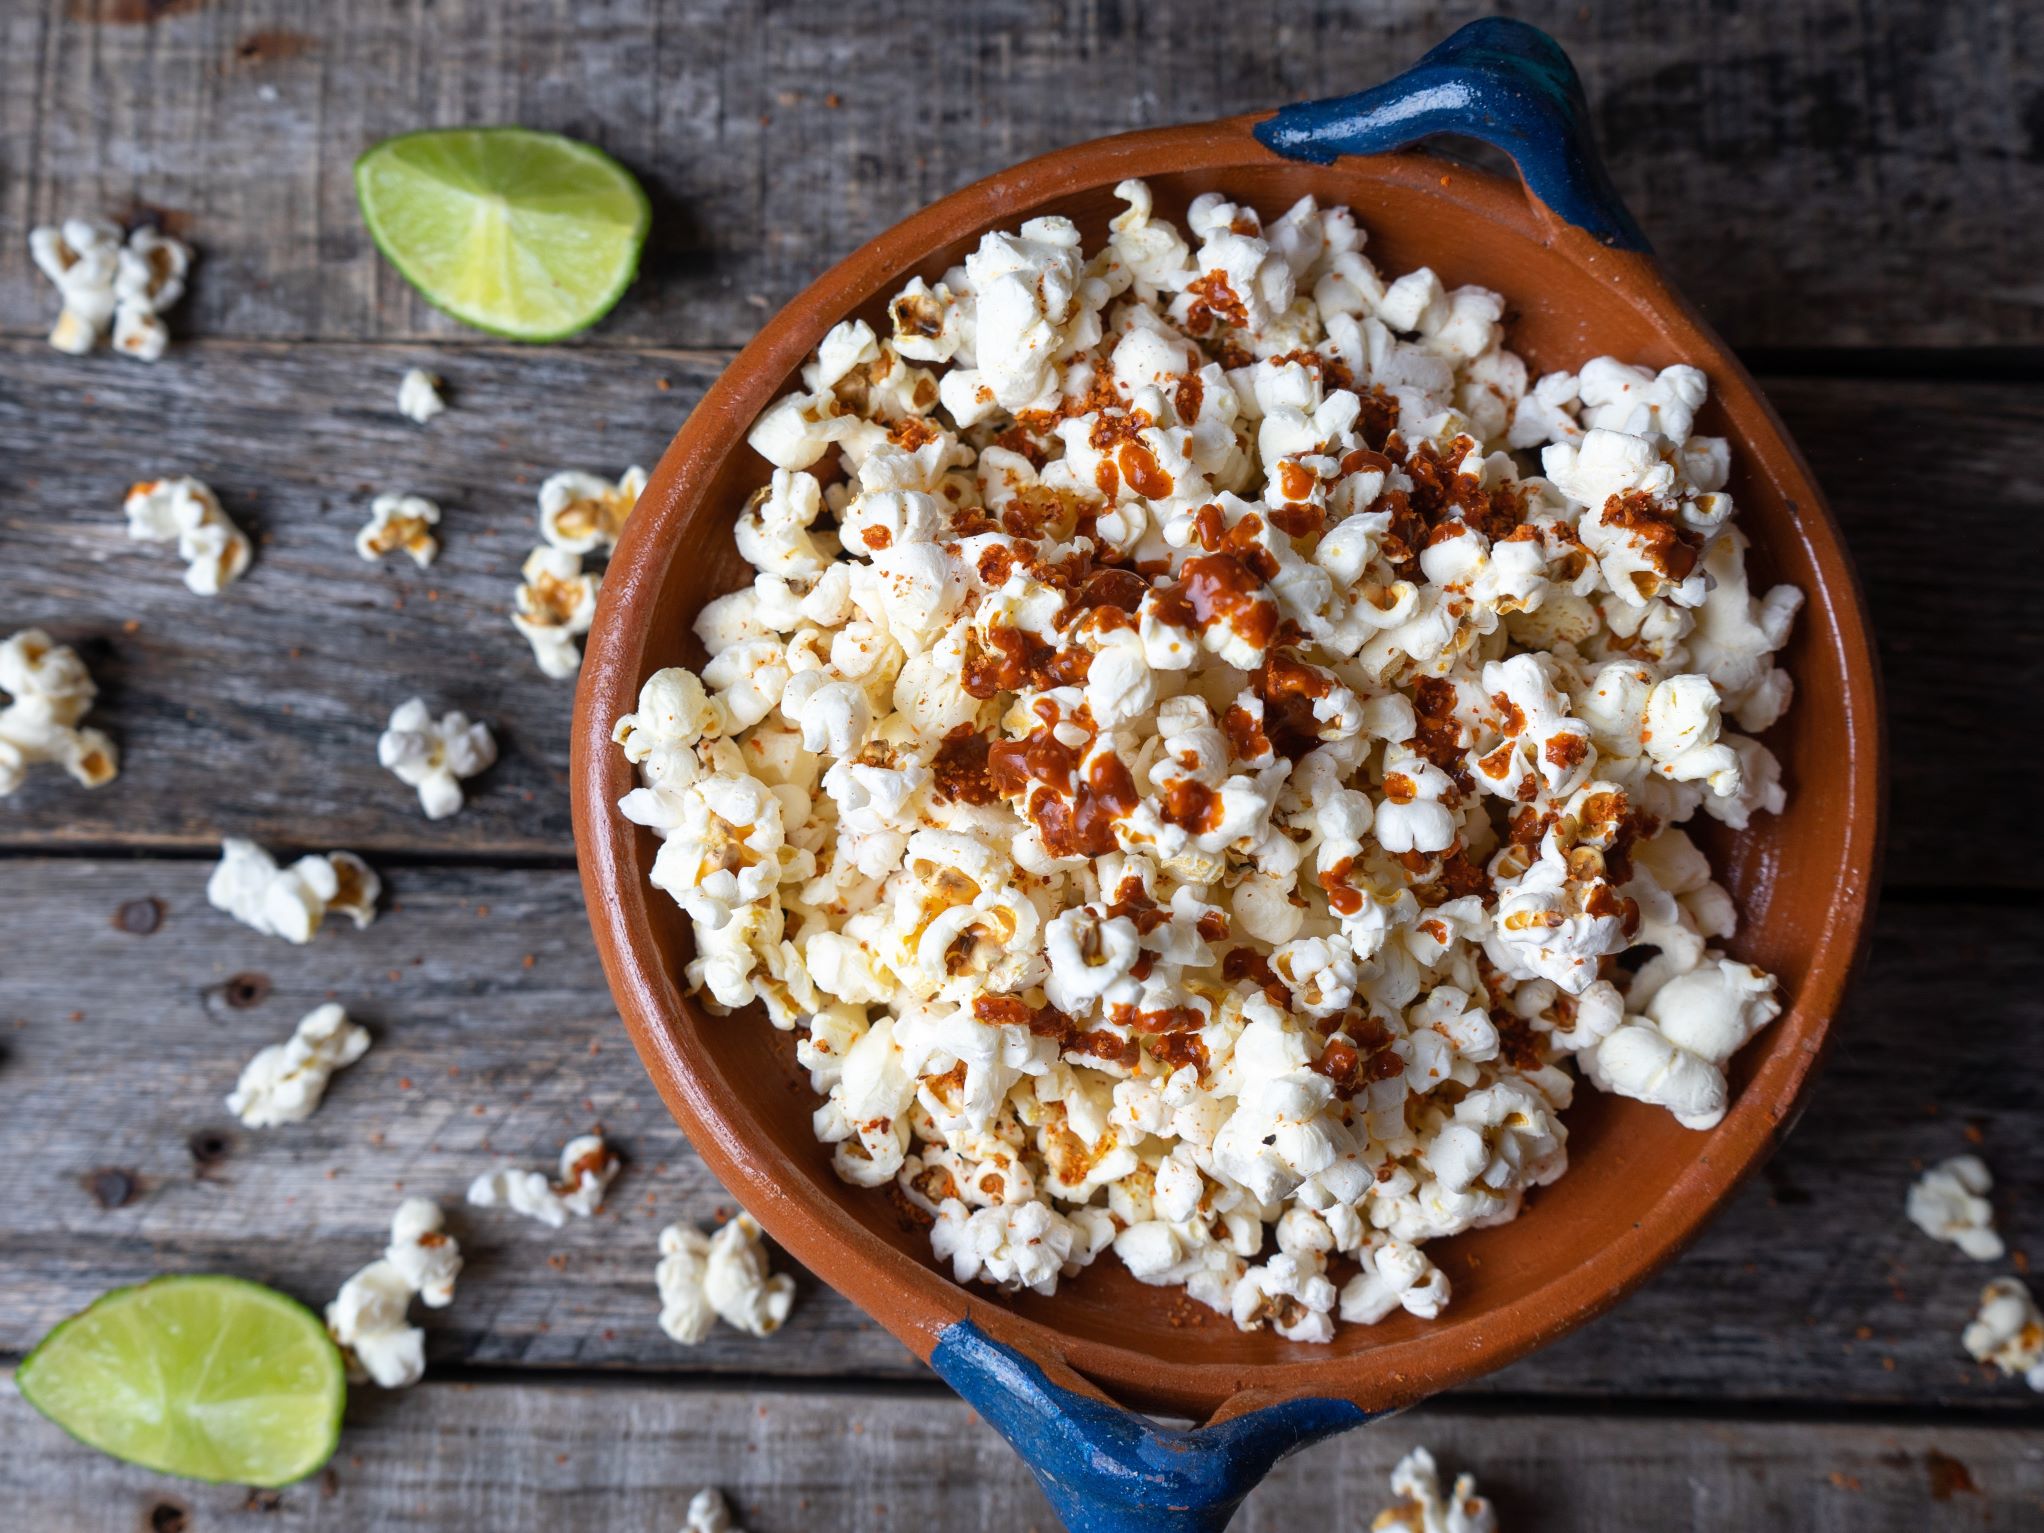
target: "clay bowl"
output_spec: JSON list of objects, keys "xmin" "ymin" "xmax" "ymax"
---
[{"xmin": 573, "ymin": 19, "xmax": 1882, "ymax": 1528}]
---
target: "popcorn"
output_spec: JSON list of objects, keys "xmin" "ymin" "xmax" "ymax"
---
[
  {"xmin": 0, "ymin": 629, "xmax": 119, "ymax": 796},
  {"xmin": 615, "ymin": 183, "xmax": 1800, "ymax": 1341},
  {"xmin": 32, "ymin": 219, "xmax": 189, "ymax": 359},
  {"xmin": 397, "ymin": 369, "xmax": 446, "ymax": 424},
  {"xmin": 540, "ymin": 466, "xmax": 647, "ymax": 555},
  {"xmin": 386, "ymin": 1197, "xmax": 463, "ymax": 1308},
  {"xmin": 683, "ymin": 1487, "xmax": 746, "ymax": 1533},
  {"xmin": 357, "ymin": 493, "xmax": 442, "ymax": 567},
  {"xmin": 514, "ymin": 466, "xmax": 645, "ymax": 676},
  {"xmin": 513, "ymin": 544, "xmax": 600, "ymax": 678},
  {"xmin": 325, "ymin": 1260, "xmax": 425, "ymax": 1389},
  {"xmin": 703, "ymin": 1212, "xmax": 797, "ymax": 1335},
  {"xmin": 326, "ymin": 1198, "xmax": 462, "ymax": 1389},
  {"xmin": 1962, "ymin": 1278, "xmax": 2044, "ymax": 1391},
  {"xmin": 123, "ymin": 477, "xmax": 251, "ymax": 595},
  {"xmin": 206, "ymin": 836, "xmax": 380, "ymax": 943},
  {"xmin": 466, "ymin": 1134, "xmax": 620, "ymax": 1228},
  {"xmin": 225, "ymin": 1003, "xmax": 370, "ymax": 1127},
  {"xmin": 1370, "ymin": 1447, "xmax": 1499, "ymax": 1533},
  {"xmin": 377, "ymin": 697, "xmax": 496, "ymax": 819},
  {"xmin": 1906, "ymin": 1155, "xmax": 2003, "ymax": 1261}
]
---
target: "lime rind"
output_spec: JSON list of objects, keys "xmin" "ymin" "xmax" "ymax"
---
[
  {"xmin": 355, "ymin": 126, "xmax": 651, "ymax": 343},
  {"xmin": 16, "ymin": 1274, "xmax": 347, "ymax": 1488}
]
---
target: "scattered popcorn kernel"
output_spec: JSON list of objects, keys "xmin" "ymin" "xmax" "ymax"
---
[
  {"xmin": 513, "ymin": 544, "xmax": 600, "ymax": 679},
  {"xmin": 1371, "ymin": 1447, "xmax": 1498, "ymax": 1533},
  {"xmin": 123, "ymin": 476, "xmax": 251, "ymax": 595},
  {"xmin": 325, "ymin": 1199, "xmax": 461, "ymax": 1389},
  {"xmin": 357, "ymin": 493, "xmax": 442, "ymax": 568},
  {"xmin": 377, "ymin": 697, "xmax": 496, "ymax": 819},
  {"xmin": 540, "ymin": 465, "xmax": 647, "ymax": 555},
  {"xmin": 0, "ymin": 629, "xmax": 119, "ymax": 796},
  {"xmin": 224, "ymin": 1002, "xmax": 371, "ymax": 1127},
  {"xmin": 656, "ymin": 1224, "xmax": 719, "ymax": 1345},
  {"xmin": 683, "ymin": 1487, "xmax": 746, "ymax": 1533},
  {"xmin": 657, "ymin": 1212, "xmax": 796, "ymax": 1343},
  {"xmin": 466, "ymin": 1134, "xmax": 620, "ymax": 1228},
  {"xmin": 111, "ymin": 226, "xmax": 191, "ymax": 362},
  {"xmin": 386, "ymin": 1197, "xmax": 463, "ymax": 1309},
  {"xmin": 397, "ymin": 368, "xmax": 446, "ymax": 424},
  {"xmin": 1962, "ymin": 1278, "xmax": 2044, "ymax": 1392},
  {"xmin": 1907, "ymin": 1155, "xmax": 2004, "ymax": 1262},
  {"xmin": 206, "ymin": 836, "xmax": 381, "ymax": 943},
  {"xmin": 29, "ymin": 217, "xmax": 120, "ymax": 355},
  {"xmin": 325, "ymin": 1260, "xmax": 424, "ymax": 1389},
  {"xmin": 613, "ymin": 182, "xmax": 1801, "ymax": 1340}
]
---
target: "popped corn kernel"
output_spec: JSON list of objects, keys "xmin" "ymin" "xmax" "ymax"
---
[
  {"xmin": 1370, "ymin": 1447, "xmax": 1499, "ymax": 1533},
  {"xmin": 1962, "ymin": 1278, "xmax": 2044, "ymax": 1392},
  {"xmin": 377, "ymin": 697, "xmax": 496, "ymax": 819},
  {"xmin": 326, "ymin": 1197, "xmax": 461, "ymax": 1389},
  {"xmin": 466, "ymin": 1134, "xmax": 620, "ymax": 1228},
  {"xmin": 123, "ymin": 476, "xmax": 251, "ymax": 595},
  {"xmin": 397, "ymin": 368, "xmax": 446, "ymax": 424},
  {"xmin": 1908, "ymin": 1155, "xmax": 2004, "ymax": 1262},
  {"xmin": 612, "ymin": 180, "xmax": 1800, "ymax": 1341},
  {"xmin": 683, "ymin": 1487, "xmax": 746, "ymax": 1533},
  {"xmin": 206, "ymin": 836, "xmax": 380, "ymax": 943},
  {"xmin": 225, "ymin": 1002, "xmax": 370, "ymax": 1127},
  {"xmin": 0, "ymin": 629, "xmax": 119, "ymax": 796},
  {"xmin": 357, "ymin": 493, "xmax": 442, "ymax": 568}
]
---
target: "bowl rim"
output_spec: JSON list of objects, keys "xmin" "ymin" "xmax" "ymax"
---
[{"xmin": 572, "ymin": 114, "xmax": 1885, "ymax": 1420}]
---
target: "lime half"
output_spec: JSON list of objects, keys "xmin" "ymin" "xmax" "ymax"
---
[
  {"xmin": 16, "ymin": 1275, "xmax": 346, "ymax": 1487},
  {"xmin": 355, "ymin": 127, "xmax": 650, "ymax": 341}
]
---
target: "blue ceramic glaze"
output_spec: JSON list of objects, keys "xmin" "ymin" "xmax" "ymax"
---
[
  {"xmin": 1253, "ymin": 17, "xmax": 1649, "ymax": 251},
  {"xmin": 931, "ymin": 1319, "xmax": 1372, "ymax": 1532}
]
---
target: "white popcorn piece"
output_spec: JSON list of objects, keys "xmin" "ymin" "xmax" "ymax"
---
[
  {"xmin": 224, "ymin": 1002, "xmax": 371, "ymax": 1127},
  {"xmin": 326, "ymin": 1197, "xmax": 462, "ymax": 1389},
  {"xmin": 356, "ymin": 493, "xmax": 442, "ymax": 567},
  {"xmin": 656, "ymin": 1224, "xmax": 720, "ymax": 1345},
  {"xmin": 386, "ymin": 1197, "xmax": 463, "ymax": 1309},
  {"xmin": 206, "ymin": 836, "xmax": 380, "ymax": 943},
  {"xmin": 325, "ymin": 1260, "xmax": 425, "ymax": 1389},
  {"xmin": 123, "ymin": 477, "xmax": 251, "ymax": 595},
  {"xmin": 0, "ymin": 629, "xmax": 119, "ymax": 796},
  {"xmin": 539, "ymin": 466, "xmax": 647, "ymax": 555},
  {"xmin": 29, "ymin": 217, "xmax": 121, "ymax": 355},
  {"xmin": 683, "ymin": 1487, "xmax": 746, "ymax": 1533},
  {"xmin": 513, "ymin": 544, "xmax": 600, "ymax": 678},
  {"xmin": 1962, "ymin": 1278, "xmax": 2044, "ymax": 1392},
  {"xmin": 612, "ymin": 179, "xmax": 1801, "ymax": 1341},
  {"xmin": 704, "ymin": 1212, "xmax": 798, "ymax": 1336},
  {"xmin": 1370, "ymin": 1447, "xmax": 1499, "ymax": 1533},
  {"xmin": 110, "ymin": 226, "xmax": 191, "ymax": 362},
  {"xmin": 1906, "ymin": 1155, "xmax": 2003, "ymax": 1262},
  {"xmin": 466, "ymin": 1134, "xmax": 621, "ymax": 1228},
  {"xmin": 397, "ymin": 368, "xmax": 446, "ymax": 424},
  {"xmin": 377, "ymin": 697, "xmax": 496, "ymax": 819}
]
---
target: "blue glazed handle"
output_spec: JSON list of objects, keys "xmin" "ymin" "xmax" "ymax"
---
[
  {"xmin": 1253, "ymin": 17, "xmax": 1649, "ymax": 252},
  {"xmin": 931, "ymin": 1319, "xmax": 1373, "ymax": 1532}
]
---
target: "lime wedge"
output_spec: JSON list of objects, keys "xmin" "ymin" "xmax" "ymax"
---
[
  {"xmin": 16, "ymin": 1275, "xmax": 346, "ymax": 1487},
  {"xmin": 355, "ymin": 127, "xmax": 651, "ymax": 341}
]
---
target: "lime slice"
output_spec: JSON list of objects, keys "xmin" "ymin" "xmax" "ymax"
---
[
  {"xmin": 355, "ymin": 127, "xmax": 650, "ymax": 341},
  {"xmin": 16, "ymin": 1275, "xmax": 346, "ymax": 1487}
]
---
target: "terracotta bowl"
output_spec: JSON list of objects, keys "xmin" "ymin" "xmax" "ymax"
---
[{"xmin": 573, "ymin": 19, "xmax": 1882, "ymax": 1529}]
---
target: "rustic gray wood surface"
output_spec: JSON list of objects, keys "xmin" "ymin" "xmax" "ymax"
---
[{"xmin": 2, "ymin": 1, "xmax": 2039, "ymax": 1529}]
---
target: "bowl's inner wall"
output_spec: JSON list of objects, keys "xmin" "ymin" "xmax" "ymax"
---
[{"xmin": 627, "ymin": 164, "xmax": 1846, "ymax": 1375}]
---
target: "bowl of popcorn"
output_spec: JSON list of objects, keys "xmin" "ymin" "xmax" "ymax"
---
[{"xmin": 572, "ymin": 18, "xmax": 1881, "ymax": 1529}]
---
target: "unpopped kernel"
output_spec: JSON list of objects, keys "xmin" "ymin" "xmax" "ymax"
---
[{"xmin": 614, "ymin": 183, "xmax": 1800, "ymax": 1340}]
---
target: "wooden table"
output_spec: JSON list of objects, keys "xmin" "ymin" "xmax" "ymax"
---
[{"xmin": 3, "ymin": 2, "xmax": 2039, "ymax": 1527}]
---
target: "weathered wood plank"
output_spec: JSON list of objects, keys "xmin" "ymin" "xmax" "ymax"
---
[
  {"xmin": 2, "ymin": 0, "xmax": 2038, "ymax": 350},
  {"xmin": 1, "ymin": 859, "xmax": 2037, "ymax": 1409},
  {"xmin": 4, "ymin": 1378, "xmax": 2041, "ymax": 1532},
  {"xmin": 2, "ymin": 341, "xmax": 2033, "ymax": 888}
]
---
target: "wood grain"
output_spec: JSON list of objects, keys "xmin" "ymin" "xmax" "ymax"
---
[
  {"xmin": 2, "ymin": 340, "xmax": 2034, "ymax": 888},
  {"xmin": 2, "ymin": 858, "xmax": 2037, "ymax": 1409},
  {"xmin": 5, "ymin": 1377, "xmax": 2041, "ymax": 1532},
  {"xmin": 2, "ymin": 1, "xmax": 2038, "ymax": 351}
]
